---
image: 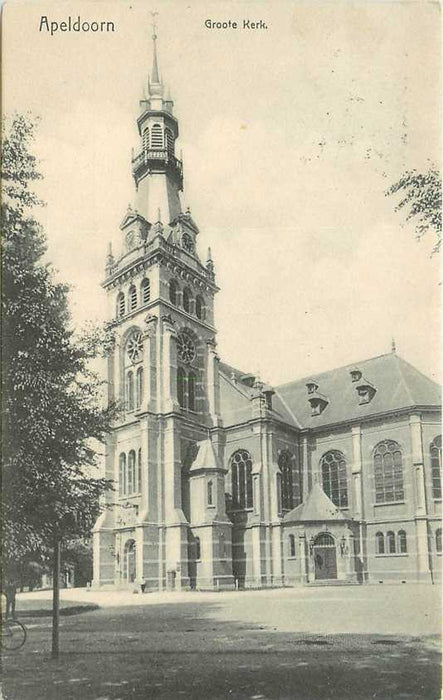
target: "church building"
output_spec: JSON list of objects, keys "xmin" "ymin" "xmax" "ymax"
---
[{"xmin": 92, "ymin": 31, "xmax": 442, "ymax": 590}]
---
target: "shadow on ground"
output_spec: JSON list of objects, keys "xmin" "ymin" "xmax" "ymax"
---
[{"xmin": 3, "ymin": 600, "xmax": 441, "ymax": 700}]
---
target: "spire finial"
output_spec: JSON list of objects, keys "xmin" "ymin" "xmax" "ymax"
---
[
  {"xmin": 150, "ymin": 11, "xmax": 160, "ymax": 84},
  {"xmin": 391, "ymin": 337, "xmax": 396, "ymax": 353}
]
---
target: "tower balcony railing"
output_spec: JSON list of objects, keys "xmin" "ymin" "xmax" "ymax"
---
[{"xmin": 132, "ymin": 148, "xmax": 183, "ymax": 188}]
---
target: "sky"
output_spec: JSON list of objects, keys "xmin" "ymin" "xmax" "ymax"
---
[{"xmin": 3, "ymin": 0, "xmax": 442, "ymax": 386}]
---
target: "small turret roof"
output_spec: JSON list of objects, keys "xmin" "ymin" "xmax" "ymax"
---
[{"xmin": 189, "ymin": 439, "xmax": 221, "ymax": 473}]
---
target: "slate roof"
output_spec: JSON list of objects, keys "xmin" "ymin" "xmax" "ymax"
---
[
  {"xmin": 219, "ymin": 354, "xmax": 441, "ymax": 430},
  {"xmin": 283, "ymin": 483, "xmax": 352, "ymax": 522}
]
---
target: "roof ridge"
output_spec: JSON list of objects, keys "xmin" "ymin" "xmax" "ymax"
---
[{"xmin": 219, "ymin": 371, "xmax": 252, "ymax": 400}]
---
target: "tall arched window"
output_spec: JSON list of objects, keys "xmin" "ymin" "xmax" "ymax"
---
[
  {"xmin": 129, "ymin": 285, "xmax": 137, "ymax": 312},
  {"xmin": 376, "ymin": 531, "xmax": 385, "ymax": 554},
  {"xmin": 188, "ymin": 371, "xmax": 196, "ymax": 411},
  {"xmin": 398, "ymin": 530, "xmax": 407, "ymax": 554},
  {"xmin": 321, "ymin": 451, "xmax": 348, "ymax": 507},
  {"xmin": 430, "ymin": 435, "xmax": 442, "ymax": 500},
  {"xmin": 278, "ymin": 451, "xmax": 294, "ymax": 511},
  {"xmin": 165, "ymin": 128, "xmax": 174, "ymax": 156},
  {"xmin": 141, "ymin": 278, "xmax": 150, "ymax": 305},
  {"xmin": 289, "ymin": 534, "xmax": 296, "ymax": 558},
  {"xmin": 386, "ymin": 531, "xmax": 396, "ymax": 554},
  {"xmin": 195, "ymin": 295, "xmax": 205, "ymax": 320},
  {"xmin": 151, "ymin": 123, "xmax": 163, "ymax": 149},
  {"xmin": 230, "ymin": 450, "xmax": 253, "ymax": 509},
  {"xmin": 183, "ymin": 287, "xmax": 192, "ymax": 314},
  {"xmin": 137, "ymin": 448, "xmax": 142, "ymax": 493},
  {"xmin": 117, "ymin": 292, "xmax": 125, "ymax": 318},
  {"xmin": 195, "ymin": 537, "xmax": 201, "ymax": 561},
  {"xmin": 119, "ymin": 453, "xmax": 126, "ymax": 497},
  {"xmin": 169, "ymin": 279, "xmax": 178, "ymax": 305},
  {"xmin": 128, "ymin": 450, "xmax": 136, "ymax": 495},
  {"xmin": 136, "ymin": 367, "xmax": 143, "ymax": 408},
  {"xmin": 436, "ymin": 529, "xmax": 442, "ymax": 554},
  {"xmin": 373, "ymin": 440, "xmax": 404, "ymax": 503},
  {"xmin": 126, "ymin": 371, "xmax": 134, "ymax": 411},
  {"xmin": 177, "ymin": 367, "xmax": 186, "ymax": 408},
  {"xmin": 142, "ymin": 127, "xmax": 149, "ymax": 153}
]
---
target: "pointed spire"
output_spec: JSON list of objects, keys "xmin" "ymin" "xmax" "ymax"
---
[
  {"xmin": 151, "ymin": 11, "xmax": 160, "ymax": 83},
  {"xmin": 148, "ymin": 11, "xmax": 163, "ymax": 99},
  {"xmin": 391, "ymin": 337, "xmax": 397, "ymax": 353},
  {"xmin": 206, "ymin": 246, "xmax": 214, "ymax": 274}
]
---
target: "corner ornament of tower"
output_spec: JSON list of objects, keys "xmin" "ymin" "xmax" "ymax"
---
[
  {"xmin": 162, "ymin": 314, "xmax": 176, "ymax": 335},
  {"xmin": 144, "ymin": 313, "xmax": 158, "ymax": 337}
]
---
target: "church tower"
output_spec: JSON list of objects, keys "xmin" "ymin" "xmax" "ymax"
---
[{"xmin": 92, "ymin": 23, "xmax": 234, "ymax": 591}]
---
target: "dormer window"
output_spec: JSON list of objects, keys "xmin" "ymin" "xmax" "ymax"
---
[
  {"xmin": 350, "ymin": 368, "xmax": 362, "ymax": 382},
  {"xmin": 307, "ymin": 387, "xmax": 329, "ymax": 416},
  {"xmin": 306, "ymin": 380, "xmax": 318, "ymax": 395},
  {"xmin": 355, "ymin": 377, "xmax": 376, "ymax": 405}
]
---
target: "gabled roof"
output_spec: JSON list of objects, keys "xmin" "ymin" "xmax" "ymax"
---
[
  {"xmin": 275, "ymin": 353, "xmax": 441, "ymax": 429},
  {"xmin": 284, "ymin": 483, "xmax": 351, "ymax": 523},
  {"xmin": 119, "ymin": 210, "xmax": 148, "ymax": 230}
]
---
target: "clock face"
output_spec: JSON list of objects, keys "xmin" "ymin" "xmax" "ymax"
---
[
  {"xmin": 127, "ymin": 331, "xmax": 143, "ymax": 363},
  {"xmin": 182, "ymin": 233, "xmax": 194, "ymax": 253},
  {"xmin": 177, "ymin": 331, "xmax": 196, "ymax": 364}
]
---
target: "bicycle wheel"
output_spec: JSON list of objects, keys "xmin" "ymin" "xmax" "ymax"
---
[{"xmin": 1, "ymin": 619, "xmax": 27, "ymax": 650}]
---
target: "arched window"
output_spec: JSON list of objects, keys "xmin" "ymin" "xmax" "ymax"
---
[
  {"xmin": 195, "ymin": 295, "xmax": 205, "ymax": 320},
  {"xmin": 128, "ymin": 450, "xmax": 136, "ymax": 495},
  {"xmin": 376, "ymin": 531, "xmax": 385, "ymax": 554},
  {"xmin": 315, "ymin": 533, "xmax": 335, "ymax": 547},
  {"xmin": 142, "ymin": 127, "xmax": 149, "ymax": 153},
  {"xmin": 151, "ymin": 123, "xmax": 163, "ymax": 149},
  {"xmin": 386, "ymin": 531, "xmax": 396, "ymax": 554},
  {"xmin": 278, "ymin": 451, "xmax": 294, "ymax": 510},
  {"xmin": 188, "ymin": 371, "xmax": 196, "ymax": 412},
  {"xmin": 430, "ymin": 436, "xmax": 442, "ymax": 500},
  {"xmin": 137, "ymin": 449, "xmax": 142, "ymax": 493},
  {"xmin": 289, "ymin": 534, "xmax": 296, "ymax": 558},
  {"xmin": 169, "ymin": 279, "xmax": 178, "ymax": 305},
  {"xmin": 117, "ymin": 292, "xmax": 125, "ymax": 318},
  {"xmin": 165, "ymin": 128, "xmax": 174, "ymax": 156},
  {"xmin": 129, "ymin": 285, "xmax": 137, "ymax": 312},
  {"xmin": 195, "ymin": 537, "xmax": 201, "ymax": 561},
  {"xmin": 183, "ymin": 287, "xmax": 192, "ymax": 314},
  {"xmin": 321, "ymin": 451, "xmax": 348, "ymax": 508},
  {"xmin": 207, "ymin": 480, "xmax": 213, "ymax": 506},
  {"xmin": 136, "ymin": 367, "xmax": 143, "ymax": 408},
  {"xmin": 398, "ymin": 530, "xmax": 407, "ymax": 554},
  {"xmin": 141, "ymin": 278, "xmax": 150, "ymax": 305},
  {"xmin": 230, "ymin": 450, "xmax": 253, "ymax": 509},
  {"xmin": 373, "ymin": 440, "xmax": 404, "ymax": 503},
  {"xmin": 119, "ymin": 453, "xmax": 126, "ymax": 497},
  {"xmin": 177, "ymin": 367, "xmax": 186, "ymax": 408},
  {"xmin": 436, "ymin": 529, "xmax": 442, "ymax": 554},
  {"xmin": 126, "ymin": 371, "xmax": 134, "ymax": 411}
]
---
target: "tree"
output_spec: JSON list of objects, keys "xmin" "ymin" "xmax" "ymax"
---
[
  {"xmin": 1, "ymin": 114, "xmax": 115, "ymax": 578},
  {"xmin": 385, "ymin": 168, "xmax": 442, "ymax": 254}
]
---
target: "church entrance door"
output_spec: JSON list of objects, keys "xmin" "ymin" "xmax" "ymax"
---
[
  {"xmin": 313, "ymin": 533, "xmax": 337, "ymax": 580},
  {"xmin": 123, "ymin": 539, "xmax": 136, "ymax": 583}
]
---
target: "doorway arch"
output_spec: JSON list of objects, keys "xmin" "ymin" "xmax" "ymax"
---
[
  {"xmin": 313, "ymin": 532, "xmax": 337, "ymax": 580},
  {"xmin": 123, "ymin": 539, "xmax": 136, "ymax": 583}
]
